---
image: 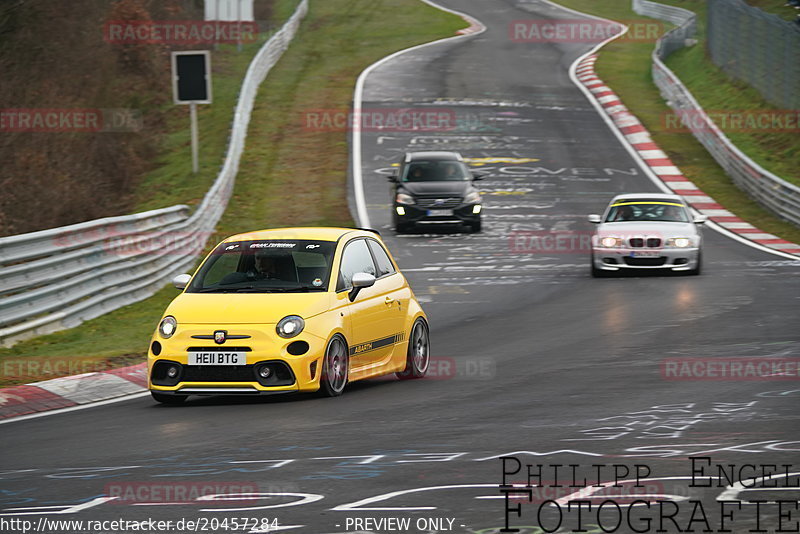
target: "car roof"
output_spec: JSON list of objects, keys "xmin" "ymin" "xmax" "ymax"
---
[
  {"xmin": 223, "ymin": 227, "xmax": 378, "ymax": 243},
  {"xmin": 404, "ymin": 151, "xmax": 463, "ymax": 162},
  {"xmin": 610, "ymin": 193, "xmax": 685, "ymax": 203}
]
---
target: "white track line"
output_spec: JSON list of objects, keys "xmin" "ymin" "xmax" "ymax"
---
[
  {"xmin": 0, "ymin": 391, "xmax": 150, "ymax": 425},
  {"xmin": 351, "ymin": 0, "xmax": 487, "ymax": 228}
]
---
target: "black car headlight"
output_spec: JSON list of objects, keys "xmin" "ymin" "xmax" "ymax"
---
[
  {"xmin": 276, "ymin": 315, "xmax": 305, "ymax": 338},
  {"xmin": 464, "ymin": 191, "xmax": 481, "ymax": 204},
  {"xmin": 158, "ymin": 316, "xmax": 177, "ymax": 339},
  {"xmin": 395, "ymin": 193, "xmax": 415, "ymax": 205}
]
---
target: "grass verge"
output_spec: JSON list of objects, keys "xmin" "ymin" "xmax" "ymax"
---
[
  {"xmin": 0, "ymin": 0, "xmax": 465, "ymax": 387},
  {"xmin": 551, "ymin": 0, "xmax": 800, "ymax": 246}
]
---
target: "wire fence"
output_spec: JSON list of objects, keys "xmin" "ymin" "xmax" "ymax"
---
[
  {"xmin": 634, "ymin": 0, "xmax": 800, "ymax": 228},
  {"xmin": 707, "ymin": 0, "xmax": 800, "ymax": 110}
]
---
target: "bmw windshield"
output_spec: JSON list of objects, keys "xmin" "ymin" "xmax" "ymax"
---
[
  {"xmin": 187, "ymin": 240, "xmax": 336, "ymax": 293},
  {"xmin": 604, "ymin": 201, "xmax": 690, "ymax": 223}
]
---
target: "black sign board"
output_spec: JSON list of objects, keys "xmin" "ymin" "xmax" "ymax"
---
[{"xmin": 171, "ymin": 51, "xmax": 212, "ymax": 105}]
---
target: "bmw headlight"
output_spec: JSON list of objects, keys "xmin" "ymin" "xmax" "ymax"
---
[
  {"xmin": 599, "ymin": 236, "xmax": 621, "ymax": 248},
  {"xmin": 395, "ymin": 193, "xmax": 415, "ymax": 205},
  {"xmin": 464, "ymin": 191, "xmax": 482, "ymax": 204},
  {"xmin": 276, "ymin": 315, "xmax": 305, "ymax": 338},
  {"xmin": 158, "ymin": 316, "xmax": 177, "ymax": 339},
  {"xmin": 668, "ymin": 237, "xmax": 693, "ymax": 248}
]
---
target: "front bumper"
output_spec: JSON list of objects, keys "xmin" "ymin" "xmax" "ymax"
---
[
  {"xmin": 591, "ymin": 247, "xmax": 700, "ymax": 271},
  {"xmin": 394, "ymin": 203, "xmax": 480, "ymax": 228},
  {"xmin": 148, "ymin": 325, "xmax": 327, "ymax": 395}
]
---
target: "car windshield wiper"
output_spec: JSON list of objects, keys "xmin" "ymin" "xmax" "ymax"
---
[
  {"xmin": 233, "ymin": 286, "xmax": 325, "ymax": 293},
  {"xmin": 194, "ymin": 288, "xmax": 235, "ymax": 293}
]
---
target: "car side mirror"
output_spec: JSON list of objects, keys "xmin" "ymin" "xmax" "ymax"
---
[
  {"xmin": 693, "ymin": 215, "xmax": 707, "ymax": 225},
  {"xmin": 588, "ymin": 214, "xmax": 601, "ymax": 224},
  {"xmin": 471, "ymin": 170, "xmax": 488, "ymax": 181},
  {"xmin": 387, "ymin": 175, "xmax": 397, "ymax": 183},
  {"xmin": 172, "ymin": 273, "xmax": 192, "ymax": 290},
  {"xmin": 349, "ymin": 272, "xmax": 376, "ymax": 302}
]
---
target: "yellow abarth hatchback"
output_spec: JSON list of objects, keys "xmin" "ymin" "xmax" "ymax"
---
[{"xmin": 148, "ymin": 228, "xmax": 430, "ymax": 403}]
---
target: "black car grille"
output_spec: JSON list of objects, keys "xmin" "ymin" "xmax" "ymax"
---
[
  {"xmin": 182, "ymin": 366, "xmax": 257, "ymax": 382},
  {"xmin": 623, "ymin": 257, "xmax": 667, "ymax": 266},
  {"xmin": 628, "ymin": 238, "xmax": 662, "ymax": 248},
  {"xmin": 151, "ymin": 360, "xmax": 295, "ymax": 387},
  {"xmin": 415, "ymin": 197, "xmax": 462, "ymax": 209}
]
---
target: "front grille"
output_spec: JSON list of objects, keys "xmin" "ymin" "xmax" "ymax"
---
[
  {"xmin": 182, "ymin": 366, "xmax": 256, "ymax": 382},
  {"xmin": 415, "ymin": 197, "xmax": 462, "ymax": 209},
  {"xmin": 180, "ymin": 361, "xmax": 295, "ymax": 386},
  {"xmin": 628, "ymin": 237, "xmax": 662, "ymax": 248},
  {"xmin": 623, "ymin": 257, "xmax": 667, "ymax": 266}
]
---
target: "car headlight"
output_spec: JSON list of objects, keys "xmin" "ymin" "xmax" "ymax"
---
[
  {"xmin": 396, "ymin": 193, "xmax": 415, "ymax": 205},
  {"xmin": 158, "ymin": 316, "xmax": 177, "ymax": 339},
  {"xmin": 599, "ymin": 236, "xmax": 621, "ymax": 248},
  {"xmin": 668, "ymin": 237, "xmax": 693, "ymax": 248},
  {"xmin": 276, "ymin": 315, "xmax": 305, "ymax": 338},
  {"xmin": 464, "ymin": 191, "xmax": 481, "ymax": 204}
]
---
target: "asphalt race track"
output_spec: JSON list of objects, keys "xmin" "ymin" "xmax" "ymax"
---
[{"xmin": 2, "ymin": 1, "xmax": 799, "ymax": 533}]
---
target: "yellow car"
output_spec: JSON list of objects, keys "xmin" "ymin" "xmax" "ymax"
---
[{"xmin": 148, "ymin": 228, "xmax": 430, "ymax": 403}]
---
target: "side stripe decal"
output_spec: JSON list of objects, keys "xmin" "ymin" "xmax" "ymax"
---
[{"xmin": 349, "ymin": 332, "xmax": 405, "ymax": 356}]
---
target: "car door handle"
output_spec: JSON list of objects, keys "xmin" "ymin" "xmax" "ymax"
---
[{"xmin": 384, "ymin": 296, "xmax": 395, "ymax": 306}]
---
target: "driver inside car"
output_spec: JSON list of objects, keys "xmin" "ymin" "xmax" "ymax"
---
[{"xmin": 253, "ymin": 253, "xmax": 281, "ymax": 280}]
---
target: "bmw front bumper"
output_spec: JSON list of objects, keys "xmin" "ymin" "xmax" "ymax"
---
[{"xmin": 591, "ymin": 247, "xmax": 701, "ymax": 272}]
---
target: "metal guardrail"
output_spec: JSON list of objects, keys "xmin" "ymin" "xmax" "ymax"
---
[
  {"xmin": 0, "ymin": 0, "xmax": 309, "ymax": 347},
  {"xmin": 633, "ymin": 0, "xmax": 800, "ymax": 228}
]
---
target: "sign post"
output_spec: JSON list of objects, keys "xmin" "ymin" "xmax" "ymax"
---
[{"xmin": 171, "ymin": 51, "xmax": 212, "ymax": 174}]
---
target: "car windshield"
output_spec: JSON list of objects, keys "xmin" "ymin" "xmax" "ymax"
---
[
  {"xmin": 186, "ymin": 240, "xmax": 336, "ymax": 293},
  {"xmin": 604, "ymin": 201, "xmax": 690, "ymax": 223},
  {"xmin": 402, "ymin": 160, "xmax": 471, "ymax": 182}
]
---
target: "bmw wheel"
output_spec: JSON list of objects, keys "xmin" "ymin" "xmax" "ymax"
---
[
  {"xmin": 686, "ymin": 251, "xmax": 702, "ymax": 276},
  {"xmin": 397, "ymin": 319, "xmax": 430, "ymax": 380},
  {"xmin": 319, "ymin": 334, "xmax": 348, "ymax": 397}
]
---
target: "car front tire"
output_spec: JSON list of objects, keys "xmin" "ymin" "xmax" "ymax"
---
[
  {"xmin": 686, "ymin": 251, "xmax": 702, "ymax": 276},
  {"xmin": 396, "ymin": 319, "xmax": 430, "ymax": 380},
  {"xmin": 319, "ymin": 334, "xmax": 349, "ymax": 397},
  {"xmin": 590, "ymin": 254, "xmax": 608, "ymax": 278}
]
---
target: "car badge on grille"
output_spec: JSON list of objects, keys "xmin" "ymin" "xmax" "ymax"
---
[
  {"xmin": 214, "ymin": 330, "xmax": 227, "ymax": 344},
  {"xmin": 433, "ymin": 199, "xmax": 445, "ymax": 205}
]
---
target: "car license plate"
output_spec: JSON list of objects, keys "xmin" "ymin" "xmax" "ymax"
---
[
  {"xmin": 427, "ymin": 209, "xmax": 454, "ymax": 216},
  {"xmin": 188, "ymin": 351, "xmax": 247, "ymax": 365},
  {"xmin": 630, "ymin": 251, "xmax": 661, "ymax": 258}
]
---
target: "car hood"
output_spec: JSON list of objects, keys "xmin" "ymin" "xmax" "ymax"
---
[
  {"xmin": 399, "ymin": 181, "xmax": 472, "ymax": 196},
  {"xmin": 164, "ymin": 292, "xmax": 332, "ymax": 324},
  {"xmin": 596, "ymin": 221, "xmax": 699, "ymax": 237}
]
